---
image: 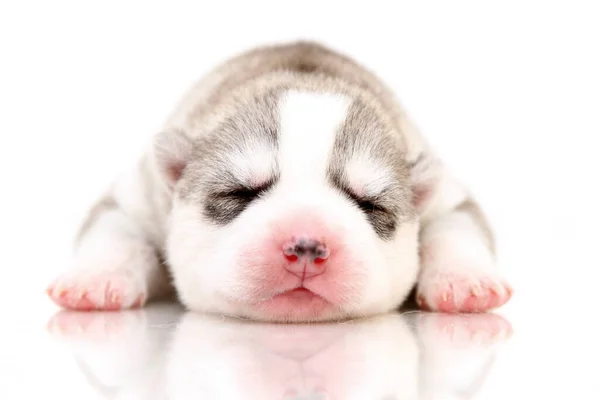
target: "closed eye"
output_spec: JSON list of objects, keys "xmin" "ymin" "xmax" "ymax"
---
[
  {"xmin": 220, "ymin": 180, "xmax": 275, "ymax": 203},
  {"xmin": 355, "ymin": 198, "xmax": 382, "ymax": 214},
  {"xmin": 339, "ymin": 187, "xmax": 387, "ymax": 214}
]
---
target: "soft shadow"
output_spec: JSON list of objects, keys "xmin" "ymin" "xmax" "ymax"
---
[{"xmin": 46, "ymin": 305, "xmax": 512, "ymax": 400}]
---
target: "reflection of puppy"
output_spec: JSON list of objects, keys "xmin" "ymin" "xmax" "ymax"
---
[
  {"xmin": 166, "ymin": 313, "xmax": 419, "ymax": 400},
  {"xmin": 47, "ymin": 306, "xmax": 512, "ymax": 400},
  {"xmin": 46, "ymin": 304, "xmax": 182, "ymax": 399},
  {"xmin": 46, "ymin": 41, "xmax": 512, "ymax": 322},
  {"xmin": 412, "ymin": 313, "xmax": 513, "ymax": 400}
]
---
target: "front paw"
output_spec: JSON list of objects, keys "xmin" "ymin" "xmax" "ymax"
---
[
  {"xmin": 47, "ymin": 269, "xmax": 147, "ymax": 311},
  {"xmin": 416, "ymin": 270, "xmax": 513, "ymax": 313}
]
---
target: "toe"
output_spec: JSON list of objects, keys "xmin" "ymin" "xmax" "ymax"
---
[
  {"xmin": 437, "ymin": 289, "xmax": 458, "ymax": 313},
  {"xmin": 417, "ymin": 272, "xmax": 513, "ymax": 313}
]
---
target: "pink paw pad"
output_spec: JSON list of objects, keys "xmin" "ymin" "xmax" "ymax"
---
[{"xmin": 417, "ymin": 275, "xmax": 513, "ymax": 313}]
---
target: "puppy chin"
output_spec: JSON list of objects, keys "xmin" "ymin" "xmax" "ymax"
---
[
  {"xmin": 235, "ymin": 302, "xmax": 353, "ymax": 323},
  {"xmin": 176, "ymin": 285, "xmax": 351, "ymax": 323}
]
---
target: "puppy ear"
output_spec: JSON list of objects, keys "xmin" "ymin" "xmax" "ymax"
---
[
  {"xmin": 153, "ymin": 128, "xmax": 194, "ymax": 189},
  {"xmin": 409, "ymin": 153, "xmax": 441, "ymax": 214}
]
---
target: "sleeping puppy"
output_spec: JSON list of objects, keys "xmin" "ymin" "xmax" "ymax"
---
[{"xmin": 46, "ymin": 41, "xmax": 513, "ymax": 322}]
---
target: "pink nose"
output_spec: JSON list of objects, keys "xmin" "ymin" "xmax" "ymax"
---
[{"xmin": 282, "ymin": 237, "xmax": 329, "ymax": 279}]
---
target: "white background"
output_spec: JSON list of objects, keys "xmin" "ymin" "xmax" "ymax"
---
[{"xmin": 1, "ymin": 0, "xmax": 599, "ymax": 398}]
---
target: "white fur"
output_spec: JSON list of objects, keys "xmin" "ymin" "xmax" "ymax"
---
[
  {"xmin": 51, "ymin": 209, "xmax": 157, "ymax": 308},
  {"xmin": 166, "ymin": 90, "xmax": 421, "ymax": 321},
  {"xmin": 48, "ymin": 43, "xmax": 507, "ymax": 320},
  {"xmin": 47, "ymin": 155, "xmax": 173, "ymax": 309},
  {"xmin": 417, "ymin": 208, "xmax": 509, "ymax": 307},
  {"xmin": 224, "ymin": 142, "xmax": 277, "ymax": 185},
  {"xmin": 277, "ymin": 91, "xmax": 351, "ymax": 184},
  {"xmin": 167, "ymin": 181, "xmax": 420, "ymax": 320},
  {"xmin": 50, "ymin": 87, "xmax": 500, "ymax": 319},
  {"xmin": 421, "ymin": 210, "xmax": 494, "ymax": 269},
  {"xmin": 420, "ymin": 167, "xmax": 470, "ymax": 223}
]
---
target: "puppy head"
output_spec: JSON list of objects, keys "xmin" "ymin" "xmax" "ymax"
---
[{"xmin": 155, "ymin": 89, "xmax": 437, "ymax": 322}]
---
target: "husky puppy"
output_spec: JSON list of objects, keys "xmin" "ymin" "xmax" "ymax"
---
[{"xmin": 47, "ymin": 41, "xmax": 512, "ymax": 322}]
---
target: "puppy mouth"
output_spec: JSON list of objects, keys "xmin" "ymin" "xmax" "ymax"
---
[
  {"xmin": 246, "ymin": 284, "xmax": 337, "ymax": 321},
  {"xmin": 265, "ymin": 285, "xmax": 330, "ymax": 304},
  {"xmin": 274, "ymin": 286, "xmax": 322, "ymax": 299},
  {"xmin": 287, "ymin": 287, "xmax": 312, "ymax": 295}
]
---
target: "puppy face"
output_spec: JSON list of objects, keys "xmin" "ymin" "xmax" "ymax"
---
[{"xmin": 157, "ymin": 89, "xmax": 426, "ymax": 322}]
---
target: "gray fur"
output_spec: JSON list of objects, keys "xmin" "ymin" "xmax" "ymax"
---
[
  {"xmin": 179, "ymin": 91, "xmax": 282, "ymax": 225},
  {"xmin": 175, "ymin": 85, "xmax": 414, "ymax": 240},
  {"xmin": 149, "ymin": 40, "xmax": 491, "ymax": 249},
  {"xmin": 328, "ymin": 99, "xmax": 415, "ymax": 240}
]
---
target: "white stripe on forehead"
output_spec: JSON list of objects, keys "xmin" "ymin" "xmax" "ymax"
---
[{"xmin": 277, "ymin": 90, "xmax": 351, "ymax": 185}]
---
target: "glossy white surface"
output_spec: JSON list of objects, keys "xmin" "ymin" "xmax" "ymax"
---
[
  {"xmin": 4, "ymin": 297, "xmax": 600, "ymax": 399},
  {"xmin": 2, "ymin": 1, "xmax": 600, "ymax": 399},
  {"xmin": 37, "ymin": 304, "xmax": 514, "ymax": 400}
]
